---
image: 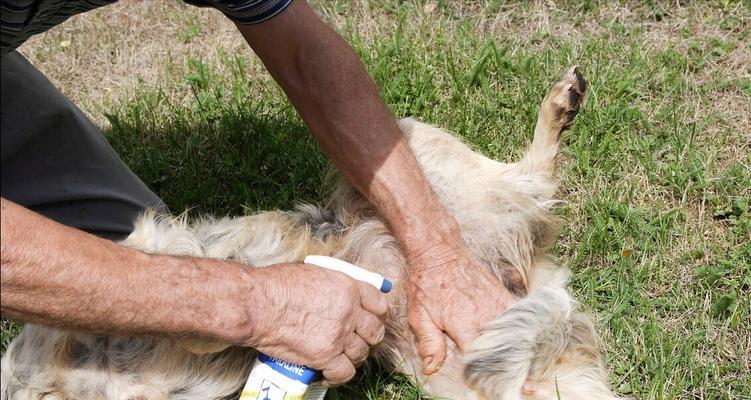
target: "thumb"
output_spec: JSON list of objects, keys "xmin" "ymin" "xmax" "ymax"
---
[{"xmin": 408, "ymin": 304, "xmax": 447, "ymax": 375}]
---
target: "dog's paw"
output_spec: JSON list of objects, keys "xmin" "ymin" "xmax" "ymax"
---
[{"xmin": 547, "ymin": 66, "xmax": 587, "ymax": 132}]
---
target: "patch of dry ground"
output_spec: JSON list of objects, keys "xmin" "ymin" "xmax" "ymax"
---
[
  {"xmin": 19, "ymin": 1, "xmax": 260, "ymax": 126},
  {"xmin": 20, "ymin": 1, "xmax": 750, "ymax": 134}
]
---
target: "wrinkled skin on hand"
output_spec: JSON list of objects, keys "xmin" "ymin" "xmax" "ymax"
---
[
  {"xmin": 406, "ymin": 241, "xmax": 515, "ymax": 374},
  {"xmin": 244, "ymin": 264, "xmax": 388, "ymax": 386}
]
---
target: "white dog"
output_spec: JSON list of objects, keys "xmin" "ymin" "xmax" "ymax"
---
[{"xmin": 2, "ymin": 67, "xmax": 623, "ymax": 400}]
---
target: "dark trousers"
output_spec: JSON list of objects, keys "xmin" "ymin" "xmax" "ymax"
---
[{"xmin": 1, "ymin": 51, "xmax": 164, "ymax": 240}]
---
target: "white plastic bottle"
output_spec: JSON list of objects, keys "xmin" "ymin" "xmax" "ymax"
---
[
  {"xmin": 239, "ymin": 256, "xmax": 392, "ymax": 400},
  {"xmin": 240, "ymin": 353, "xmax": 324, "ymax": 400}
]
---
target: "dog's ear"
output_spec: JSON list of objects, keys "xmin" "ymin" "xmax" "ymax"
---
[
  {"xmin": 463, "ymin": 287, "xmax": 573, "ymax": 399},
  {"xmin": 463, "ymin": 286, "xmax": 623, "ymax": 400}
]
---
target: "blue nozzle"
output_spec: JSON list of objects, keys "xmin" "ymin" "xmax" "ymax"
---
[{"xmin": 380, "ymin": 279, "xmax": 392, "ymax": 293}]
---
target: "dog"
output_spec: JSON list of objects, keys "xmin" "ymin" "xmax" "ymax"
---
[{"xmin": 1, "ymin": 66, "xmax": 622, "ymax": 400}]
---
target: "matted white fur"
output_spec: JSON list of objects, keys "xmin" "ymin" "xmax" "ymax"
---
[{"xmin": 1, "ymin": 67, "xmax": 624, "ymax": 400}]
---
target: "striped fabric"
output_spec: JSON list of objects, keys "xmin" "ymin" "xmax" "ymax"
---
[
  {"xmin": 185, "ymin": 0, "xmax": 293, "ymax": 25},
  {"xmin": 0, "ymin": 0, "xmax": 293, "ymax": 57}
]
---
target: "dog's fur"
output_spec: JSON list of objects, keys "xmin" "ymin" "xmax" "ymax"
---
[{"xmin": 1, "ymin": 67, "xmax": 622, "ymax": 400}]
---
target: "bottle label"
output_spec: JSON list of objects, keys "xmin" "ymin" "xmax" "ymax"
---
[
  {"xmin": 240, "ymin": 354, "xmax": 317, "ymax": 400},
  {"xmin": 257, "ymin": 353, "xmax": 318, "ymax": 384}
]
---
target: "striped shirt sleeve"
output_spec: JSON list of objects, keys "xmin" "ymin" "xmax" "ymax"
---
[{"xmin": 183, "ymin": 0, "xmax": 293, "ymax": 25}]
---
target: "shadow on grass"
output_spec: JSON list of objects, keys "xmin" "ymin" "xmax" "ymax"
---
[{"xmin": 104, "ymin": 90, "xmax": 332, "ymax": 217}]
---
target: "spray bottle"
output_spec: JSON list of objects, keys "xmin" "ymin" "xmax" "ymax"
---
[{"xmin": 239, "ymin": 255, "xmax": 392, "ymax": 400}]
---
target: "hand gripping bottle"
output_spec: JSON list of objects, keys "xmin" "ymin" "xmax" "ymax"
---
[{"xmin": 239, "ymin": 256, "xmax": 392, "ymax": 400}]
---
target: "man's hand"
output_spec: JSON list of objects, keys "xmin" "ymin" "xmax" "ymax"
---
[
  {"xmin": 234, "ymin": 0, "xmax": 515, "ymax": 375},
  {"xmin": 234, "ymin": 264, "xmax": 388, "ymax": 387},
  {"xmin": 406, "ymin": 240, "xmax": 515, "ymax": 375}
]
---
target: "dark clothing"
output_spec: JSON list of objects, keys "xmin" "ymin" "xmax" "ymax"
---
[
  {"xmin": 1, "ymin": 0, "xmax": 293, "ymax": 56},
  {"xmin": 0, "ymin": 1, "xmax": 292, "ymax": 239},
  {"xmin": 1, "ymin": 51, "xmax": 164, "ymax": 240}
]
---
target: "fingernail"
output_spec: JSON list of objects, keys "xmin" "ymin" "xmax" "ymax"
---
[{"xmin": 422, "ymin": 356, "xmax": 437, "ymax": 375}]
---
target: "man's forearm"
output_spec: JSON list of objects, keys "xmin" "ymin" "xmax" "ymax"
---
[
  {"xmin": 236, "ymin": 3, "xmax": 514, "ymax": 372},
  {"xmin": 237, "ymin": 2, "xmax": 461, "ymax": 257},
  {"xmin": 0, "ymin": 198, "xmax": 252, "ymax": 341}
]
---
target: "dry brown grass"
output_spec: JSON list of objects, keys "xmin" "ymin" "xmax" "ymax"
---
[
  {"xmin": 19, "ymin": 1, "xmax": 749, "ymax": 135},
  {"xmin": 19, "ymin": 1, "xmax": 258, "ymax": 126}
]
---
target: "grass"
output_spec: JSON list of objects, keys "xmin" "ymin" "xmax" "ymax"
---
[{"xmin": 4, "ymin": 1, "xmax": 750, "ymax": 399}]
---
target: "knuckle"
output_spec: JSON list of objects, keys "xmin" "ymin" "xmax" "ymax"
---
[
  {"xmin": 375, "ymin": 297, "xmax": 389, "ymax": 316},
  {"xmin": 341, "ymin": 364, "xmax": 356, "ymax": 382},
  {"xmin": 321, "ymin": 347, "xmax": 338, "ymax": 360},
  {"xmin": 358, "ymin": 346, "xmax": 369, "ymax": 361},
  {"xmin": 345, "ymin": 277, "xmax": 361, "ymax": 293},
  {"xmin": 358, "ymin": 316, "xmax": 385, "ymax": 345},
  {"xmin": 346, "ymin": 344, "xmax": 368, "ymax": 364},
  {"xmin": 367, "ymin": 320, "xmax": 385, "ymax": 343},
  {"xmin": 325, "ymin": 363, "xmax": 355, "ymax": 386},
  {"xmin": 322, "ymin": 371, "xmax": 340, "ymax": 385},
  {"xmin": 319, "ymin": 338, "xmax": 342, "ymax": 358},
  {"xmin": 323, "ymin": 366, "xmax": 338, "ymax": 379}
]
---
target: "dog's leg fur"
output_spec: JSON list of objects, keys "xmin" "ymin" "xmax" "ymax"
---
[
  {"xmin": 522, "ymin": 66, "xmax": 587, "ymax": 175},
  {"xmin": 463, "ymin": 69, "xmax": 621, "ymax": 399}
]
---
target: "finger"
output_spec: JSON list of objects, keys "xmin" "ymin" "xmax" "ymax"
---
[
  {"xmin": 344, "ymin": 334, "xmax": 370, "ymax": 366},
  {"xmin": 354, "ymin": 312, "xmax": 386, "ymax": 346},
  {"xmin": 321, "ymin": 354, "xmax": 356, "ymax": 387},
  {"xmin": 407, "ymin": 305, "xmax": 446, "ymax": 375},
  {"xmin": 357, "ymin": 281, "xmax": 388, "ymax": 318},
  {"xmin": 446, "ymin": 319, "xmax": 480, "ymax": 351}
]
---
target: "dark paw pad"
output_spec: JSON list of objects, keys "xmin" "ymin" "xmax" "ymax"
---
[{"xmin": 552, "ymin": 66, "xmax": 588, "ymax": 131}]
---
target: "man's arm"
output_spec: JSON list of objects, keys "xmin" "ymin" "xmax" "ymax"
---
[
  {"xmin": 235, "ymin": 1, "xmax": 515, "ymax": 374},
  {"xmin": 0, "ymin": 198, "xmax": 386, "ymax": 385},
  {"xmin": 0, "ymin": 198, "xmax": 246, "ymax": 338}
]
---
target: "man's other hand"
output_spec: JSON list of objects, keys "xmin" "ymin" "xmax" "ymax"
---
[
  {"xmin": 406, "ymin": 239, "xmax": 515, "ymax": 375},
  {"xmin": 227, "ymin": 263, "xmax": 388, "ymax": 387}
]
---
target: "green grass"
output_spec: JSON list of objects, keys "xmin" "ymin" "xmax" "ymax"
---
[{"xmin": 3, "ymin": 1, "xmax": 750, "ymax": 399}]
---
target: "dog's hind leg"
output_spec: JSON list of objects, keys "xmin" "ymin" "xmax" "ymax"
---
[{"xmin": 522, "ymin": 66, "xmax": 587, "ymax": 175}]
